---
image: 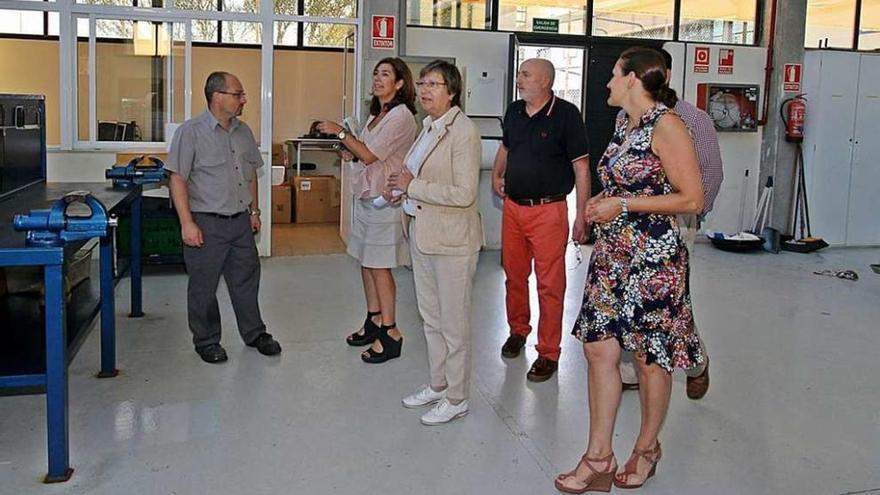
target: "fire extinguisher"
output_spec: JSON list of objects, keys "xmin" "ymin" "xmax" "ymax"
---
[{"xmin": 781, "ymin": 95, "xmax": 806, "ymax": 143}]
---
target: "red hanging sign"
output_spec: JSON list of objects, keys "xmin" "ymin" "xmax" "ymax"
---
[
  {"xmin": 371, "ymin": 15, "xmax": 395, "ymax": 50},
  {"xmin": 718, "ymin": 49, "xmax": 734, "ymax": 74},
  {"xmin": 694, "ymin": 47, "xmax": 710, "ymax": 73},
  {"xmin": 783, "ymin": 63, "xmax": 802, "ymax": 92}
]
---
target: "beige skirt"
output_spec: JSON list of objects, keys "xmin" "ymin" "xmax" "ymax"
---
[{"xmin": 347, "ymin": 198, "xmax": 410, "ymax": 268}]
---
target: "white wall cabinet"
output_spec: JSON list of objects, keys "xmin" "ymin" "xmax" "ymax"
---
[{"xmin": 803, "ymin": 51, "xmax": 880, "ymax": 246}]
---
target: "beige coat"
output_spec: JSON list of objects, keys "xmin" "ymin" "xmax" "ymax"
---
[{"xmin": 403, "ymin": 107, "xmax": 483, "ymax": 256}]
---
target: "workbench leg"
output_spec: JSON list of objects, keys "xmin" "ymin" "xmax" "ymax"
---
[
  {"xmin": 43, "ymin": 264, "xmax": 73, "ymax": 483},
  {"xmin": 98, "ymin": 236, "xmax": 118, "ymax": 379},
  {"xmin": 129, "ymin": 189, "xmax": 144, "ymax": 318}
]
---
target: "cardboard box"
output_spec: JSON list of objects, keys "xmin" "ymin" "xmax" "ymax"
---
[
  {"xmin": 1, "ymin": 246, "xmax": 94, "ymax": 298},
  {"xmin": 330, "ymin": 176, "xmax": 341, "ymax": 208},
  {"xmin": 272, "ymin": 184, "xmax": 292, "ymax": 224},
  {"xmin": 293, "ymin": 175, "xmax": 340, "ymax": 223},
  {"xmin": 116, "ymin": 152, "xmax": 168, "ymax": 166},
  {"xmin": 271, "ymin": 143, "xmax": 285, "ymax": 166}
]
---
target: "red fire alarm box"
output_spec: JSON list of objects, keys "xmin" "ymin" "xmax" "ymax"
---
[{"xmin": 696, "ymin": 83, "xmax": 759, "ymax": 132}]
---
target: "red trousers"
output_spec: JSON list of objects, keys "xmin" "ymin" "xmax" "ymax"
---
[{"xmin": 501, "ymin": 198, "xmax": 569, "ymax": 361}]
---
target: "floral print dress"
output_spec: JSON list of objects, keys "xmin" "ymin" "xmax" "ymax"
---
[{"xmin": 572, "ymin": 103, "xmax": 704, "ymax": 372}]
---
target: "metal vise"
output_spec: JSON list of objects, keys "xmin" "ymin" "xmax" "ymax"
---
[
  {"xmin": 106, "ymin": 156, "xmax": 166, "ymax": 189},
  {"xmin": 13, "ymin": 191, "xmax": 117, "ymax": 247}
]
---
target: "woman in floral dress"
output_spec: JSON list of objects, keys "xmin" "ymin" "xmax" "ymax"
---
[{"xmin": 555, "ymin": 47, "xmax": 705, "ymax": 493}]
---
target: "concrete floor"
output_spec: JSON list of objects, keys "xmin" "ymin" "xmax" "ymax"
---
[
  {"xmin": 271, "ymin": 222, "xmax": 346, "ymax": 256},
  {"xmin": 1, "ymin": 244, "xmax": 879, "ymax": 495}
]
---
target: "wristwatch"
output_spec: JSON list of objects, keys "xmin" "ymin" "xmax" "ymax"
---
[
  {"xmin": 249, "ymin": 208, "xmax": 261, "ymax": 217},
  {"xmin": 337, "ymin": 129, "xmax": 348, "ymax": 140}
]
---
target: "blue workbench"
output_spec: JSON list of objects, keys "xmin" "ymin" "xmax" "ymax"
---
[{"xmin": 0, "ymin": 181, "xmax": 145, "ymax": 482}]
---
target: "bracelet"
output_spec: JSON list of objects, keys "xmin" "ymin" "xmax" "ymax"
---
[{"xmin": 619, "ymin": 197, "xmax": 628, "ymax": 215}]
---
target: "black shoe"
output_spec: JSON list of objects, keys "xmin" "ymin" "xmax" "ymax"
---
[
  {"xmin": 361, "ymin": 324, "xmax": 402, "ymax": 364},
  {"xmin": 196, "ymin": 343, "xmax": 228, "ymax": 364},
  {"xmin": 346, "ymin": 311, "xmax": 382, "ymax": 347},
  {"xmin": 247, "ymin": 333, "xmax": 282, "ymax": 356},
  {"xmin": 622, "ymin": 381, "xmax": 640, "ymax": 391},
  {"xmin": 501, "ymin": 334, "xmax": 527, "ymax": 359},
  {"xmin": 527, "ymin": 356, "xmax": 558, "ymax": 382}
]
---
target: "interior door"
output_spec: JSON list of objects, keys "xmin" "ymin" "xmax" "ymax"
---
[
  {"xmin": 584, "ymin": 40, "xmax": 663, "ymax": 196},
  {"xmin": 507, "ymin": 34, "xmax": 521, "ymax": 103},
  {"xmin": 806, "ymin": 51, "xmax": 859, "ymax": 245},
  {"xmin": 845, "ymin": 54, "xmax": 880, "ymax": 245}
]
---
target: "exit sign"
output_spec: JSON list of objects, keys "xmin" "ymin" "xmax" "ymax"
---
[{"xmin": 532, "ymin": 18, "xmax": 559, "ymax": 33}]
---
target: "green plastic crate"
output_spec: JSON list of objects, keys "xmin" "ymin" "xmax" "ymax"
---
[{"xmin": 116, "ymin": 215, "xmax": 182, "ymax": 258}]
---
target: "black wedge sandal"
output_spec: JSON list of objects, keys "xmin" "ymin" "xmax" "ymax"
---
[
  {"xmin": 346, "ymin": 311, "xmax": 382, "ymax": 347},
  {"xmin": 361, "ymin": 324, "xmax": 402, "ymax": 363}
]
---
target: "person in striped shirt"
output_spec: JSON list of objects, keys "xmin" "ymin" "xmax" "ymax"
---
[{"xmin": 618, "ymin": 47, "xmax": 722, "ymax": 400}]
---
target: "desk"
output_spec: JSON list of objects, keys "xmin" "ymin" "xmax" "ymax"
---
[
  {"xmin": 0, "ymin": 182, "xmax": 145, "ymax": 483},
  {"xmin": 283, "ymin": 137, "xmax": 340, "ymax": 176}
]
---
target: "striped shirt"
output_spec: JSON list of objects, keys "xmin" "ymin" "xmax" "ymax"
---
[{"xmin": 617, "ymin": 101, "xmax": 723, "ymax": 214}]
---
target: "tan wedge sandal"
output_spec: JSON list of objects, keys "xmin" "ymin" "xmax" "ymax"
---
[
  {"xmin": 554, "ymin": 451, "xmax": 617, "ymax": 494},
  {"xmin": 613, "ymin": 442, "xmax": 662, "ymax": 489}
]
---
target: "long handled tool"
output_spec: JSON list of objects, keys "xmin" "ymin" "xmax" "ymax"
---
[
  {"xmin": 751, "ymin": 176, "xmax": 772, "ymax": 234},
  {"xmin": 737, "ymin": 169, "xmax": 749, "ymax": 233},
  {"xmin": 752, "ymin": 175, "xmax": 781, "ymax": 252},
  {"xmin": 782, "ymin": 144, "xmax": 828, "ymax": 252}
]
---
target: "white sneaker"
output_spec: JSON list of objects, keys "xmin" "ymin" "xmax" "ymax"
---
[
  {"xmin": 402, "ymin": 385, "xmax": 446, "ymax": 409},
  {"xmin": 420, "ymin": 398, "xmax": 469, "ymax": 425}
]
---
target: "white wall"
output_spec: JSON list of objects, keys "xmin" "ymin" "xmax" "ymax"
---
[
  {"xmin": 405, "ymin": 34, "xmax": 770, "ymax": 244},
  {"xmin": 406, "ymin": 28, "xmax": 510, "ymax": 250},
  {"xmin": 679, "ymin": 43, "xmax": 768, "ymax": 236}
]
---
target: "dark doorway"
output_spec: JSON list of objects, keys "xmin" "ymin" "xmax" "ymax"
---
[{"xmin": 584, "ymin": 39, "xmax": 663, "ymax": 195}]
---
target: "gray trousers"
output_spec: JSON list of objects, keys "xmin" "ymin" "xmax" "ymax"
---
[
  {"xmin": 183, "ymin": 212, "xmax": 266, "ymax": 349},
  {"xmin": 620, "ymin": 213, "xmax": 708, "ymax": 380}
]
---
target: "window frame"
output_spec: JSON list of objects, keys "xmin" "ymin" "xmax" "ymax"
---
[
  {"xmin": 406, "ymin": 0, "xmax": 762, "ymax": 47},
  {"xmin": 0, "ymin": 0, "xmax": 57, "ymax": 39},
  {"xmin": 0, "ymin": 0, "xmax": 358, "ymax": 46},
  {"xmin": 0, "ymin": 0, "xmax": 360, "ymax": 150},
  {"xmin": 403, "ymin": 0, "xmax": 492, "ymax": 31},
  {"xmin": 802, "ymin": 0, "xmax": 880, "ymax": 51}
]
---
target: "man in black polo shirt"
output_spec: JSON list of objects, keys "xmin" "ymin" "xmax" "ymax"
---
[{"xmin": 491, "ymin": 58, "xmax": 590, "ymax": 382}]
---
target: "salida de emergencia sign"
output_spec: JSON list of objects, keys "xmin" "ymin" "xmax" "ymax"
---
[{"xmin": 532, "ymin": 18, "xmax": 559, "ymax": 33}]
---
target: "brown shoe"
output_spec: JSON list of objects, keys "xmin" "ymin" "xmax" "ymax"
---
[
  {"xmin": 501, "ymin": 334, "xmax": 527, "ymax": 359},
  {"xmin": 686, "ymin": 362, "xmax": 709, "ymax": 400},
  {"xmin": 527, "ymin": 356, "xmax": 558, "ymax": 382}
]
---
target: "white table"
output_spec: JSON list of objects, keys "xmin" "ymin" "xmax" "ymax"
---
[{"xmin": 283, "ymin": 137, "xmax": 341, "ymax": 176}]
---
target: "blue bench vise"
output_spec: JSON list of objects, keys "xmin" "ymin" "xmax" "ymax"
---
[
  {"xmin": 106, "ymin": 156, "xmax": 166, "ymax": 189},
  {"xmin": 13, "ymin": 191, "xmax": 117, "ymax": 247}
]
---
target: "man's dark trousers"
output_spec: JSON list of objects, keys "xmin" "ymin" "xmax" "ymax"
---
[{"xmin": 183, "ymin": 212, "xmax": 266, "ymax": 348}]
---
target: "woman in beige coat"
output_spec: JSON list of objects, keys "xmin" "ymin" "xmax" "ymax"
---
[{"xmin": 387, "ymin": 60, "xmax": 482, "ymax": 426}]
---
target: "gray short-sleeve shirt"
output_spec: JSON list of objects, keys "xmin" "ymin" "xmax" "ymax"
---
[{"xmin": 165, "ymin": 110, "xmax": 264, "ymax": 215}]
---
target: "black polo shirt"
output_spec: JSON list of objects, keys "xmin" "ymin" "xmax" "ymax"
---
[{"xmin": 501, "ymin": 95, "xmax": 589, "ymax": 200}]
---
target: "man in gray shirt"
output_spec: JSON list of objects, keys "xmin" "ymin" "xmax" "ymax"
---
[{"xmin": 166, "ymin": 71, "xmax": 281, "ymax": 363}]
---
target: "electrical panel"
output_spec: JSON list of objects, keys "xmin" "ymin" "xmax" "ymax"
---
[{"xmin": 463, "ymin": 65, "xmax": 505, "ymax": 117}]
